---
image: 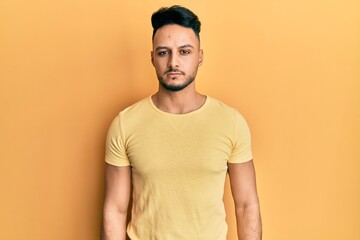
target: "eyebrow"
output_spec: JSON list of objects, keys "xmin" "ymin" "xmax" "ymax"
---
[{"xmin": 155, "ymin": 44, "xmax": 194, "ymax": 51}]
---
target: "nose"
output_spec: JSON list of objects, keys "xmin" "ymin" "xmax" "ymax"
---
[{"xmin": 168, "ymin": 52, "xmax": 179, "ymax": 68}]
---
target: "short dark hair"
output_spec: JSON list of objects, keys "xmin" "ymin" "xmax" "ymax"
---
[{"xmin": 151, "ymin": 5, "xmax": 201, "ymax": 40}]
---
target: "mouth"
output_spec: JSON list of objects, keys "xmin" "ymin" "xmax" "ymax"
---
[
  {"xmin": 165, "ymin": 69, "xmax": 184, "ymax": 76},
  {"xmin": 167, "ymin": 72, "xmax": 182, "ymax": 76}
]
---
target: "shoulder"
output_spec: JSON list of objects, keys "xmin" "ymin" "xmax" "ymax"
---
[
  {"xmin": 109, "ymin": 97, "xmax": 152, "ymax": 122},
  {"xmin": 206, "ymin": 97, "xmax": 250, "ymax": 132},
  {"xmin": 110, "ymin": 96, "xmax": 154, "ymax": 130},
  {"xmin": 119, "ymin": 97, "xmax": 150, "ymax": 116},
  {"xmin": 207, "ymin": 96, "xmax": 245, "ymax": 119}
]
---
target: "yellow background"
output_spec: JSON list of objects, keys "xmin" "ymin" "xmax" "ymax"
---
[{"xmin": 1, "ymin": 0, "xmax": 359, "ymax": 239}]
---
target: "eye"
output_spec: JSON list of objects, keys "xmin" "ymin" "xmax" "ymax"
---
[
  {"xmin": 180, "ymin": 49, "xmax": 191, "ymax": 55},
  {"xmin": 157, "ymin": 51, "xmax": 169, "ymax": 56}
]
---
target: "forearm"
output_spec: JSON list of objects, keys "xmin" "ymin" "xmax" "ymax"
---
[
  {"xmin": 102, "ymin": 164, "xmax": 131, "ymax": 240},
  {"xmin": 102, "ymin": 206, "xmax": 128, "ymax": 240},
  {"xmin": 235, "ymin": 203, "xmax": 262, "ymax": 240}
]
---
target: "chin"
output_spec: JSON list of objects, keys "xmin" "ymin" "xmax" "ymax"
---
[{"xmin": 160, "ymin": 80, "xmax": 194, "ymax": 92}]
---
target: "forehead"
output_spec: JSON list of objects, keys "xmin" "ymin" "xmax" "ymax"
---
[{"xmin": 153, "ymin": 24, "xmax": 199, "ymax": 49}]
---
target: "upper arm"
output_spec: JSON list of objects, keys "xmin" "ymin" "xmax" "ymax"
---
[
  {"xmin": 228, "ymin": 160, "xmax": 259, "ymax": 208},
  {"xmin": 105, "ymin": 115, "xmax": 131, "ymax": 167},
  {"xmin": 103, "ymin": 163, "xmax": 131, "ymax": 214}
]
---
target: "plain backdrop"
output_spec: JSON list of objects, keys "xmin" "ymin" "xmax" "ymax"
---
[{"xmin": 0, "ymin": 0, "xmax": 359, "ymax": 239}]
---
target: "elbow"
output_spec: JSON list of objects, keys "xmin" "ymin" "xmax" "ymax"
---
[
  {"xmin": 235, "ymin": 199, "xmax": 260, "ymax": 215},
  {"xmin": 103, "ymin": 201, "xmax": 128, "ymax": 217}
]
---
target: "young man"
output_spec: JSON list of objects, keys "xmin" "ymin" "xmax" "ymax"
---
[{"xmin": 102, "ymin": 5, "xmax": 262, "ymax": 240}]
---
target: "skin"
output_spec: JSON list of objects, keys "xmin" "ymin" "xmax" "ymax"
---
[
  {"xmin": 150, "ymin": 24, "xmax": 205, "ymax": 114},
  {"xmin": 102, "ymin": 165, "xmax": 131, "ymax": 240},
  {"xmin": 229, "ymin": 161, "xmax": 262, "ymax": 240},
  {"xmin": 102, "ymin": 24, "xmax": 262, "ymax": 240}
]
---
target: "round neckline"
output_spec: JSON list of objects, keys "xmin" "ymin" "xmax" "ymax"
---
[{"xmin": 147, "ymin": 95, "xmax": 210, "ymax": 117}]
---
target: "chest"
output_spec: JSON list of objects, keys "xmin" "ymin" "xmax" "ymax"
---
[{"xmin": 124, "ymin": 116, "xmax": 233, "ymax": 177}]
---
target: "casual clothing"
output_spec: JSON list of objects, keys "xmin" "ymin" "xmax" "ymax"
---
[{"xmin": 105, "ymin": 96, "xmax": 252, "ymax": 240}]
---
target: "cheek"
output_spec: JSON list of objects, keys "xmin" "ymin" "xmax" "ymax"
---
[
  {"xmin": 154, "ymin": 62, "xmax": 166, "ymax": 74},
  {"xmin": 152, "ymin": 60, "xmax": 161, "ymax": 68},
  {"xmin": 188, "ymin": 58, "xmax": 200, "ymax": 69},
  {"xmin": 154, "ymin": 58, "xmax": 166, "ymax": 67}
]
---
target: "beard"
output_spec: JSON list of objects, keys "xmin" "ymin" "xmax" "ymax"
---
[{"xmin": 157, "ymin": 68, "xmax": 197, "ymax": 92}]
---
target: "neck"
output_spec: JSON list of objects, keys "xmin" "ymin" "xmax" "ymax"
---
[{"xmin": 152, "ymin": 86, "xmax": 206, "ymax": 114}]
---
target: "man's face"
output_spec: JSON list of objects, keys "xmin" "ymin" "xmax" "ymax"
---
[{"xmin": 151, "ymin": 24, "xmax": 203, "ymax": 92}]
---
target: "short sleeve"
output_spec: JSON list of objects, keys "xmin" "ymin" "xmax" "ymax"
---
[
  {"xmin": 228, "ymin": 112, "xmax": 253, "ymax": 163},
  {"xmin": 105, "ymin": 114, "xmax": 130, "ymax": 166}
]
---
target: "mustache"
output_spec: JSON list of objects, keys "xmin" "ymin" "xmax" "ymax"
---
[{"xmin": 165, "ymin": 68, "xmax": 185, "ymax": 75}]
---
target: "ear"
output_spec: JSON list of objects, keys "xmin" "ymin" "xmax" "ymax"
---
[
  {"xmin": 198, "ymin": 49, "xmax": 204, "ymax": 66},
  {"xmin": 151, "ymin": 51, "xmax": 154, "ymax": 66}
]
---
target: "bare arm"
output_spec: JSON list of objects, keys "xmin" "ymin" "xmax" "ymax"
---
[
  {"xmin": 102, "ymin": 163, "xmax": 131, "ymax": 240},
  {"xmin": 228, "ymin": 160, "xmax": 262, "ymax": 240}
]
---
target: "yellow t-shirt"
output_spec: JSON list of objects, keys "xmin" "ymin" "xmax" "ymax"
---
[{"xmin": 105, "ymin": 96, "xmax": 252, "ymax": 240}]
